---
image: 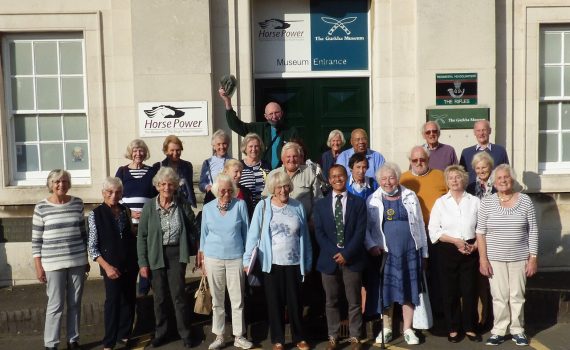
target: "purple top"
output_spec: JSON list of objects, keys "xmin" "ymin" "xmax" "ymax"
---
[{"xmin": 424, "ymin": 143, "xmax": 458, "ymax": 171}]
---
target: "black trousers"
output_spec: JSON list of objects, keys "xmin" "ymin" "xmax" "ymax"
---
[
  {"xmin": 437, "ymin": 240, "xmax": 478, "ymax": 333},
  {"xmin": 103, "ymin": 269, "xmax": 138, "ymax": 347},
  {"xmin": 151, "ymin": 246, "xmax": 190, "ymax": 340},
  {"xmin": 264, "ymin": 265, "xmax": 304, "ymax": 344}
]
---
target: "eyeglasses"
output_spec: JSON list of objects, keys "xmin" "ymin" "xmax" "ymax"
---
[
  {"xmin": 424, "ymin": 130, "xmax": 438, "ymax": 135},
  {"xmin": 411, "ymin": 158, "xmax": 427, "ymax": 164},
  {"xmin": 219, "ymin": 188, "xmax": 234, "ymax": 194}
]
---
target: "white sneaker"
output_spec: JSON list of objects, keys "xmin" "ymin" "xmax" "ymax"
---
[
  {"xmin": 234, "ymin": 336, "xmax": 253, "ymax": 349},
  {"xmin": 403, "ymin": 329, "xmax": 419, "ymax": 345},
  {"xmin": 375, "ymin": 328, "xmax": 393, "ymax": 343},
  {"xmin": 208, "ymin": 335, "xmax": 225, "ymax": 350}
]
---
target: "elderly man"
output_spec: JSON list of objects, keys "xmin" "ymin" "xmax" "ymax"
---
[
  {"xmin": 336, "ymin": 129, "xmax": 385, "ymax": 178},
  {"xmin": 219, "ymin": 88, "xmax": 299, "ymax": 169},
  {"xmin": 314, "ymin": 165, "xmax": 366, "ymax": 350},
  {"xmin": 400, "ymin": 146, "xmax": 447, "ymax": 225},
  {"xmin": 268, "ymin": 142, "xmax": 322, "ymax": 219},
  {"xmin": 422, "ymin": 121, "xmax": 458, "ymax": 171},
  {"xmin": 460, "ymin": 120, "xmax": 509, "ymax": 183}
]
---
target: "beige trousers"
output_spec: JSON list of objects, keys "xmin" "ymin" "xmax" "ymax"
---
[{"xmin": 488, "ymin": 260, "xmax": 527, "ymax": 336}]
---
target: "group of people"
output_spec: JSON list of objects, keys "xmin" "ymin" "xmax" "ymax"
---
[{"xmin": 30, "ymin": 92, "xmax": 539, "ymax": 350}]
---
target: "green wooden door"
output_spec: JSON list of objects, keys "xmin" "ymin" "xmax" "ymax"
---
[{"xmin": 254, "ymin": 78, "xmax": 369, "ymax": 161}]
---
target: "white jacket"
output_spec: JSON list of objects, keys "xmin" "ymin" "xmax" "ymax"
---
[{"xmin": 365, "ymin": 185, "xmax": 429, "ymax": 258}]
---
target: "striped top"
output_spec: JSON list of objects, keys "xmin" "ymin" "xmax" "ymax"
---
[
  {"xmin": 239, "ymin": 159, "xmax": 269, "ymax": 207},
  {"xmin": 115, "ymin": 165, "xmax": 158, "ymax": 223},
  {"xmin": 32, "ymin": 196, "xmax": 88, "ymax": 271},
  {"xmin": 476, "ymin": 193, "xmax": 539, "ymax": 262}
]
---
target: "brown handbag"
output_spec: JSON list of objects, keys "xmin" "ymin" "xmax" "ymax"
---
[{"xmin": 193, "ymin": 275, "xmax": 212, "ymax": 315}]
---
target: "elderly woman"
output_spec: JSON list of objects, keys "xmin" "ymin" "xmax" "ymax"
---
[
  {"xmin": 199, "ymin": 129, "xmax": 232, "ymax": 204},
  {"xmin": 115, "ymin": 139, "xmax": 158, "ymax": 295},
  {"xmin": 223, "ymin": 159, "xmax": 254, "ymax": 218},
  {"xmin": 477, "ymin": 165, "xmax": 538, "ymax": 346},
  {"xmin": 365, "ymin": 162, "xmax": 427, "ymax": 346},
  {"xmin": 429, "ymin": 165, "xmax": 481, "ymax": 343},
  {"xmin": 197, "ymin": 174, "xmax": 253, "ymax": 350},
  {"xmin": 243, "ymin": 172, "xmax": 313, "ymax": 350},
  {"xmin": 88, "ymin": 177, "xmax": 138, "ymax": 350},
  {"xmin": 347, "ymin": 152, "xmax": 378, "ymax": 200},
  {"xmin": 137, "ymin": 167, "xmax": 197, "ymax": 348},
  {"xmin": 239, "ymin": 133, "xmax": 270, "ymax": 207},
  {"xmin": 320, "ymin": 129, "xmax": 346, "ymax": 182},
  {"xmin": 154, "ymin": 135, "xmax": 198, "ymax": 209},
  {"xmin": 466, "ymin": 152, "xmax": 496, "ymax": 198},
  {"xmin": 32, "ymin": 170, "xmax": 88, "ymax": 350}
]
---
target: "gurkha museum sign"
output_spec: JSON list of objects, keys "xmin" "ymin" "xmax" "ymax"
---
[
  {"xmin": 426, "ymin": 108, "xmax": 489, "ymax": 129},
  {"xmin": 254, "ymin": 0, "xmax": 368, "ymax": 74},
  {"xmin": 138, "ymin": 101, "xmax": 208, "ymax": 137},
  {"xmin": 436, "ymin": 73, "xmax": 478, "ymax": 105}
]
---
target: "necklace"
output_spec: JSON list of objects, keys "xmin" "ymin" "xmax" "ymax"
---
[
  {"xmin": 217, "ymin": 201, "xmax": 230, "ymax": 211},
  {"xmin": 498, "ymin": 193, "xmax": 514, "ymax": 202}
]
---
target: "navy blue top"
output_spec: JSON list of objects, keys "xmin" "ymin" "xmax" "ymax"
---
[{"xmin": 320, "ymin": 149, "xmax": 339, "ymax": 181}]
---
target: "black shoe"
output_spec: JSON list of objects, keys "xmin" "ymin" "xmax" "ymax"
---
[
  {"xmin": 447, "ymin": 333, "xmax": 462, "ymax": 343},
  {"xmin": 466, "ymin": 333, "xmax": 482, "ymax": 342},
  {"xmin": 151, "ymin": 337, "xmax": 167, "ymax": 348},
  {"xmin": 182, "ymin": 337, "xmax": 192, "ymax": 348},
  {"xmin": 45, "ymin": 347, "xmax": 57, "ymax": 350},
  {"xmin": 67, "ymin": 342, "xmax": 81, "ymax": 350}
]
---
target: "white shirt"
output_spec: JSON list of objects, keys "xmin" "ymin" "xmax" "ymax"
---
[
  {"xmin": 428, "ymin": 191, "xmax": 480, "ymax": 243},
  {"xmin": 331, "ymin": 190, "xmax": 347, "ymax": 223}
]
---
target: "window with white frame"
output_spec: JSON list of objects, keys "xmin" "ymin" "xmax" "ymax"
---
[
  {"xmin": 2, "ymin": 33, "xmax": 90, "ymax": 184},
  {"xmin": 539, "ymin": 26, "xmax": 570, "ymax": 171}
]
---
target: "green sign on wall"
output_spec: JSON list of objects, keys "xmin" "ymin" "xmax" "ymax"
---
[
  {"xmin": 426, "ymin": 108, "xmax": 489, "ymax": 129},
  {"xmin": 436, "ymin": 73, "xmax": 477, "ymax": 105}
]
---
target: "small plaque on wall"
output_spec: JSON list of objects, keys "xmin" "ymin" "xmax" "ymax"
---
[{"xmin": 426, "ymin": 108, "xmax": 489, "ymax": 129}]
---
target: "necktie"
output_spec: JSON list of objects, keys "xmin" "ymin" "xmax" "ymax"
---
[{"xmin": 335, "ymin": 194, "xmax": 344, "ymax": 247}]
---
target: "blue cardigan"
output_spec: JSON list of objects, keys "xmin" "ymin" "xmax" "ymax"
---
[{"xmin": 243, "ymin": 197, "xmax": 312, "ymax": 277}]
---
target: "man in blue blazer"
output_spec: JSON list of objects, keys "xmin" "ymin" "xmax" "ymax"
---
[{"xmin": 314, "ymin": 164, "xmax": 367, "ymax": 350}]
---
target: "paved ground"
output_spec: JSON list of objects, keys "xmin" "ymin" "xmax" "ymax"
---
[
  {"xmin": 1, "ymin": 323, "xmax": 569, "ymax": 349},
  {"xmin": 1, "ymin": 273, "xmax": 569, "ymax": 349}
]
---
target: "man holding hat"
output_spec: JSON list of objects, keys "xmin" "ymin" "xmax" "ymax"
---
[{"xmin": 218, "ymin": 83, "xmax": 299, "ymax": 170}]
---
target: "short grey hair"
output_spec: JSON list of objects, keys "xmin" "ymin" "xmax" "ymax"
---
[
  {"xmin": 152, "ymin": 167, "xmax": 180, "ymax": 189},
  {"xmin": 240, "ymin": 133, "xmax": 265, "ymax": 155},
  {"xmin": 263, "ymin": 171, "xmax": 294, "ymax": 196},
  {"xmin": 211, "ymin": 173, "xmax": 238, "ymax": 198},
  {"xmin": 280, "ymin": 142, "xmax": 302, "ymax": 158},
  {"xmin": 326, "ymin": 129, "xmax": 346, "ymax": 148},
  {"xmin": 125, "ymin": 139, "xmax": 150, "ymax": 160},
  {"xmin": 376, "ymin": 162, "xmax": 402, "ymax": 183},
  {"xmin": 46, "ymin": 169, "xmax": 71, "ymax": 193},
  {"xmin": 102, "ymin": 176, "xmax": 123, "ymax": 192},
  {"xmin": 408, "ymin": 145, "xmax": 430, "ymax": 160},
  {"xmin": 211, "ymin": 129, "xmax": 230, "ymax": 146},
  {"xmin": 422, "ymin": 121, "xmax": 441, "ymax": 134},
  {"xmin": 490, "ymin": 164, "xmax": 517, "ymax": 185},
  {"xmin": 471, "ymin": 151, "xmax": 494, "ymax": 169},
  {"xmin": 443, "ymin": 165, "xmax": 469, "ymax": 190}
]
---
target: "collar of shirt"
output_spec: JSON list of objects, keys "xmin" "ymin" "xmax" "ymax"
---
[
  {"xmin": 156, "ymin": 197, "xmax": 176, "ymax": 213},
  {"xmin": 442, "ymin": 190, "xmax": 468, "ymax": 200},
  {"xmin": 424, "ymin": 142, "xmax": 440, "ymax": 151},
  {"xmin": 349, "ymin": 175, "xmax": 370, "ymax": 189},
  {"xmin": 476, "ymin": 143, "xmax": 493, "ymax": 151}
]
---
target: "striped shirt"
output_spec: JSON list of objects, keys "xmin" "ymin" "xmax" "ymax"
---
[
  {"xmin": 240, "ymin": 159, "xmax": 269, "ymax": 206},
  {"xmin": 476, "ymin": 193, "xmax": 539, "ymax": 262},
  {"xmin": 32, "ymin": 197, "xmax": 88, "ymax": 271},
  {"xmin": 115, "ymin": 165, "xmax": 157, "ymax": 224}
]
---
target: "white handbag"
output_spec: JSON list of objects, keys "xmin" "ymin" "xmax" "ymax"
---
[{"xmin": 412, "ymin": 271, "xmax": 433, "ymax": 330}]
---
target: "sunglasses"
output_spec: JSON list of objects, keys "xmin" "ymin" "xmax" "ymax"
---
[
  {"xmin": 424, "ymin": 130, "xmax": 438, "ymax": 135},
  {"xmin": 411, "ymin": 158, "xmax": 427, "ymax": 164}
]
